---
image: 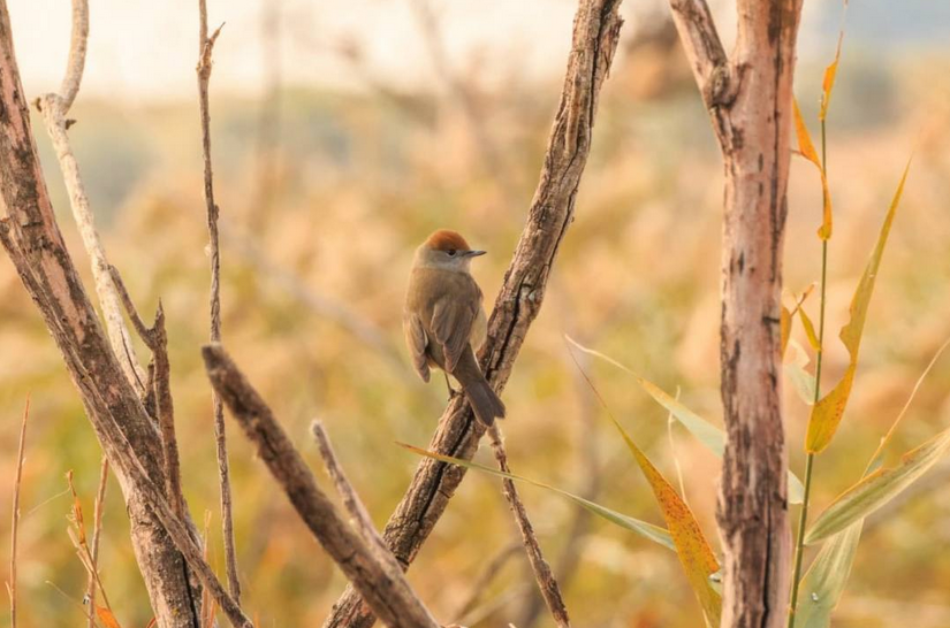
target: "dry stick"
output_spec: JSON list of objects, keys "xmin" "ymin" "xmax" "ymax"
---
[
  {"xmin": 322, "ymin": 2, "xmax": 625, "ymax": 626},
  {"xmin": 86, "ymin": 457, "xmax": 109, "ymax": 628},
  {"xmin": 486, "ymin": 425, "xmax": 571, "ymax": 628},
  {"xmin": 202, "ymin": 344, "xmax": 440, "ymax": 628},
  {"xmin": 197, "ymin": 0, "xmax": 240, "ymax": 604},
  {"xmin": 8, "ymin": 396, "xmax": 29, "ymax": 628},
  {"xmin": 667, "ymin": 0, "xmax": 803, "ymax": 626},
  {"xmin": 310, "ymin": 422, "xmax": 390, "ymax": 558},
  {"xmin": 110, "ymin": 266, "xmax": 188, "ymax": 518},
  {"xmin": 0, "ymin": 13, "xmax": 204, "ymax": 625},
  {"xmin": 35, "ymin": 0, "xmax": 146, "ymax": 393}
]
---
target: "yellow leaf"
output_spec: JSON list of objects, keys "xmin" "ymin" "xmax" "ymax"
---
[
  {"xmin": 799, "ymin": 307, "xmax": 821, "ymax": 352},
  {"xmin": 96, "ymin": 605, "xmax": 123, "ymax": 628},
  {"xmin": 805, "ymin": 158, "xmax": 911, "ymax": 453},
  {"xmin": 819, "ymin": 30, "xmax": 845, "ymax": 122},
  {"xmin": 793, "ymin": 99, "xmax": 820, "ymax": 168},
  {"xmin": 793, "ymin": 98, "xmax": 833, "ymax": 240},
  {"xmin": 781, "ymin": 306, "xmax": 792, "ymax": 357},
  {"xmin": 609, "ymin": 416, "xmax": 722, "ymax": 626}
]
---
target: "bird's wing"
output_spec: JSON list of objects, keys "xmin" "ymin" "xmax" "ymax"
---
[
  {"xmin": 431, "ymin": 277, "xmax": 480, "ymax": 373},
  {"xmin": 404, "ymin": 312, "xmax": 431, "ymax": 382}
]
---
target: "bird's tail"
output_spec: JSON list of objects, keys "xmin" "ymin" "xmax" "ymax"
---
[{"xmin": 454, "ymin": 350, "xmax": 506, "ymax": 425}]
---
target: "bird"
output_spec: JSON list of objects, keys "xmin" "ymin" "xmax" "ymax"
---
[{"xmin": 403, "ymin": 229, "xmax": 506, "ymax": 425}]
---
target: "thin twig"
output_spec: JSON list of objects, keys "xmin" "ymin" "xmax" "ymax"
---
[
  {"xmin": 110, "ymin": 266, "xmax": 187, "ymax": 518},
  {"xmin": 35, "ymin": 0, "xmax": 145, "ymax": 392},
  {"xmin": 197, "ymin": 0, "xmax": 240, "ymax": 604},
  {"xmin": 86, "ymin": 457, "xmax": 109, "ymax": 628},
  {"xmin": 311, "ymin": 422, "xmax": 390, "ymax": 559},
  {"xmin": 8, "ymin": 395, "xmax": 30, "ymax": 628},
  {"xmin": 203, "ymin": 344, "xmax": 440, "ymax": 628},
  {"xmin": 486, "ymin": 425, "xmax": 571, "ymax": 628}
]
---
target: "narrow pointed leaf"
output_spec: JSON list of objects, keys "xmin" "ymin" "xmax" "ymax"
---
[
  {"xmin": 805, "ymin": 159, "xmax": 911, "ymax": 453},
  {"xmin": 793, "ymin": 98, "xmax": 834, "ymax": 239},
  {"xmin": 784, "ymin": 339, "xmax": 816, "ymax": 406},
  {"xmin": 781, "ymin": 305, "xmax": 793, "ymax": 357},
  {"xmin": 607, "ymin": 415, "xmax": 721, "ymax": 626},
  {"xmin": 795, "ymin": 337, "xmax": 949, "ymax": 626},
  {"xmin": 794, "ymin": 522, "xmax": 862, "ymax": 628},
  {"xmin": 566, "ymin": 336, "xmax": 805, "ymax": 504},
  {"xmin": 96, "ymin": 605, "xmax": 123, "ymax": 628},
  {"xmin": 806, "ymin": 426, "xmax": 950, "ymax": 544},
  {"xmin": 819, "ymin": 29, "xmax": 845, "ymax": 122},
  {"xmin": 399, "ymin": 443, "xmax": 675, "ymax": 551},
  {"xmin": 799, "ymin": 308, "xmax": 821, "ymax": 352}
]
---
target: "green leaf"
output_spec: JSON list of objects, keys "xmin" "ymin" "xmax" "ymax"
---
[
  {"xmin": 398, "ymin": 443, "xmax": 675, "ymax": 551},
  {"xmin": 805, "ymin": 159, "xmax": 912, "ymax": 453},
  {"xmin": 784, "ymin": 339, "xmax": 816, "ymax": 406},
  {"xmin": 795, "ymin": 336, "xmax": 950, "ymax": 626},
  {"xmin": 565, "ymin": 335, "xmax": 806, "ymax": 504},
  {"xmin": 794, "ymin": 522, "xmax": 863, "ymax": 628},
  {"xmin": 806, "ymin": 426, "xmax": 950, "ymax": 544}
]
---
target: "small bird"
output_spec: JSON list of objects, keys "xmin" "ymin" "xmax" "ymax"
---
[{"xmin": 403, "ymin": 229, "xmax": 506, "ymax": 425}]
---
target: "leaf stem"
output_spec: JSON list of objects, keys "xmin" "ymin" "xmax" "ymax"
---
[{"xmin": 788, "ymin": 116, "xmax": 830, "ymax": 628}]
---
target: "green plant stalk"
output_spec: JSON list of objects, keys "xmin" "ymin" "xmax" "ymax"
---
[{"xmin": 787, "ymin": 117, "xmax": 830, "ymax": 628}]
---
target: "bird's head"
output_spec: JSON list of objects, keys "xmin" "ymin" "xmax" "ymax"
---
[{"xmin": 414, "ymin": 229, "xmax": 486, "ymax": 272}]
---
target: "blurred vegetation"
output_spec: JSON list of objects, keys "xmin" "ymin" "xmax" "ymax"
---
[{"xmin": 3, "ymin": 14, "xmax": 950, "ymax": 628}]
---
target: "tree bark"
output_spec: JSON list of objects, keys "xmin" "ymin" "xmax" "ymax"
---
[
  {"xmin": 668, "ymin": 1, "xmax": 803, "ymax": 626},
  {"xmin": 322, "ymin": 1, "xmax": 624, "ymax": 626},
  {"xmin": 0, "ymin": 3, "xmax": 204, "ymax": 625}
]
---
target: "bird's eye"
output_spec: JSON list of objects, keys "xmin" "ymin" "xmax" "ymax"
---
[{"xmin": 447, "ymin": 249, "xmax": 457, "ymax": 256}]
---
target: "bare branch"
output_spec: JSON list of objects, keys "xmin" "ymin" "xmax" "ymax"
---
[
  {"xmin": 202, "ymin": 344, "xmax": 440, "ymax": 628},
  {"xmin": 487, "ymin": 426, "xmax": 571, "ymax": 628},
  {"xmin": 197, "ymin": 0, "xmax": 240, "ymax": 603},
  {"xmin": 311, "ymin": 422, "xmax": 390, "ymax": 559},
  {"xmin": 322, "ymin": 1, "xmax": 625, "ymax": 625},
  {"xmin": 86, "ymin": 457, "xmax": 109, "ymax": 628},
  {"xmin": 34, "ymin": 0, "xmax": 146, "ymax": 392},
  {"xmin": 667, "ymin": 0, "xmax": 731, "ymax": 111},
  {"xmin": 110, "ymin": 266, "xmax": 187, "ymax": 518},
  {"xmin": 0, "ymin": 4, "xmax": 205, "ymax": 621},
  {"xmin": 8, "ymin": 396, "xmax": 29, "ymax": 628},
  {"xmin": 667, "ymin": 0, "xmax": 804, "ymax": 625}
]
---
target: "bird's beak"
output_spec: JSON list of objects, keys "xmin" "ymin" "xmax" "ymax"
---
[{"xmin": 464, "ymin": 250, "xmax": 487, "ymax": 258}]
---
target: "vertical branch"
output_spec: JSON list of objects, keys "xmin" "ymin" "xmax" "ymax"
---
[
  {"xmin": 35, "ymin": 0, "xmax": 146, "ymax": 392},
  {"xmin": 667, "ymin": 0, "xmax": 804, "ymax": 626},
  {"xmin": 486, "ymin": 425, "xmax": 571, "ymax": 628},
  {"xmin": 197, "ymin": 0, "xmax": 240, "ymax": 604},
  {"xmin": 7, "ymin": 396, "xmax": 29, "ymax": 628},
  {"xmin": 322, "ymin": 2, "xmax": 625, "ymax": 625},
  {"xmin": 86, "ymin": 457, "xmax": 109, "ymax": 628}
]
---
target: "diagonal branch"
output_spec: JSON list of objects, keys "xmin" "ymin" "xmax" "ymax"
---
[
  {"xmin": 197, "ymin": 0, "xmax": 241, "ymax": 604},
  {"xmin": 322, "ymin": 1, "xmax": 625, "ymax": 626},
  {"xmin": 202, "ymin": 344, "xmax": 440, "ymax": 628},
  {"xmin": 487, "ymin": 425, "xmax": 571, "ymax": 627},
  {"xmin": 668, "ymin": 0, "xmax": 731, "ymax": 108}
]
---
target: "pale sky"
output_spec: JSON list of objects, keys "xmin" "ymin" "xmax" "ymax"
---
[{"xmin": 6, "ymin": 0, "xmax": 947, "ymax": 103}]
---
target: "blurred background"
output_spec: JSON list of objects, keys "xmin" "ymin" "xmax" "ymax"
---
[{"xmin": 2, "ymin": 0, "xmax": 950, "ymax": 626}]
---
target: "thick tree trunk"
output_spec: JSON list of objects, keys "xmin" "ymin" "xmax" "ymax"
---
[
  {"xmin": 668, "ymin": 1, "xmax": 803, "ymax": 626},
  {"xmin": 0, "ymin": 3, "xmax": 203, "ymax": 625}
]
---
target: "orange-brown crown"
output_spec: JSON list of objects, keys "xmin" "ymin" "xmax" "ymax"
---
[{"xmin": 425, "ymin": 229, "xmax": 470, "ymax": 252}]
